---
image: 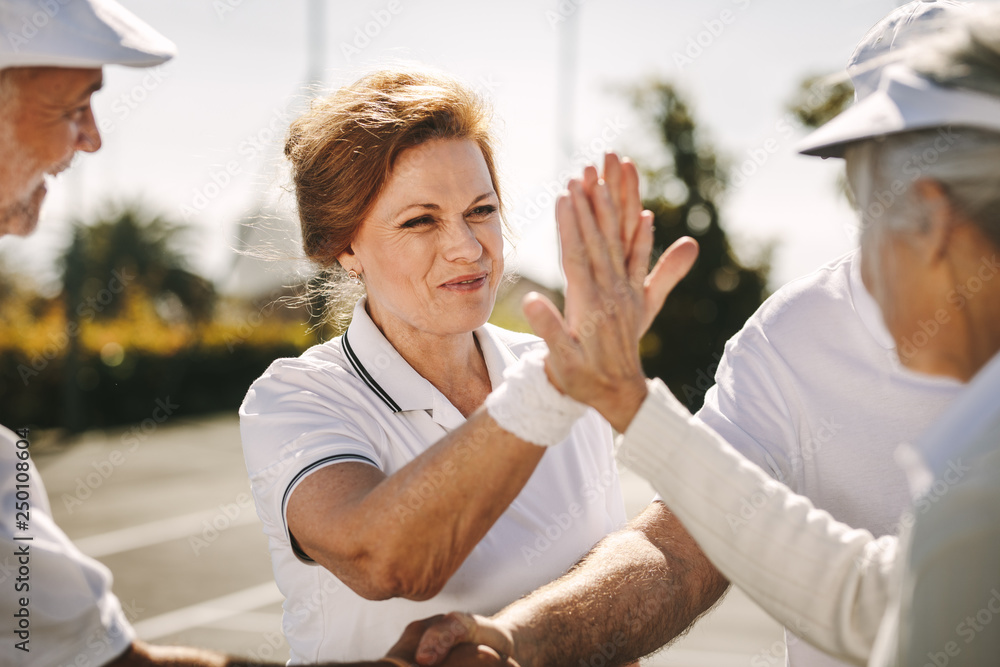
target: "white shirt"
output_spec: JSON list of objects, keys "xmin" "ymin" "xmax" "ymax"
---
[
  {"xmin": 872, "ymin": 351, "xmax": 1000, "ymax": 667},
  {"xmin": 616, "ymin": 352, "xmax": 1000, "ymax": 667},
  {"xmin": 694, "ymin": 251, "xmax": 962, "ymax": 667},
  {"xmin": 240, "ymin": 298, "xmax": 626, "ymax": 664},
  {"xmin": 0, "ymin": 426, "xmax": 134, "ymax": 667}
]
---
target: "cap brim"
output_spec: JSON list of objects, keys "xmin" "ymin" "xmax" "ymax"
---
[
  {"xmin": 797, "ymin": 65, "xmax": 1000, "ymax": 158},
  {"xmin": 0, "ymin": 0, "xmax": 175, "ymax": 70}
]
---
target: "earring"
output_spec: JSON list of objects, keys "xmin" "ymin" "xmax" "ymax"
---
[{"xmin": 348, "ymin": 270, "xmax": 362, "ymax": 285}]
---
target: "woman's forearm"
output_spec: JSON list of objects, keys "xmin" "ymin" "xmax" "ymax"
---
[{"xmin": 291, "ymin": 408, "xmax": 547, "ymax": 600}]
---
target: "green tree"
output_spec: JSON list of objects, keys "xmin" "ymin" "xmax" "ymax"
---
[
  {"xmin": 630, "ymin": 81, "xmax": 770, "ymax": 410},
  {"xmin": 788, "ymin": 74, "xmax": 854, "ymax": 130},
  {"xmin": 58, "ymin": 206, "xmax": 215, "ymax": 431},
  {"xmin": 61, "ymin": 207, "xmax": 215, "ymax": 323}
]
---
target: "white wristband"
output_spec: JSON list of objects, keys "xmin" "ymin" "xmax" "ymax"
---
[{"xmin": 485, "ymin": 348, "xmax": 588, "ymax": 447}]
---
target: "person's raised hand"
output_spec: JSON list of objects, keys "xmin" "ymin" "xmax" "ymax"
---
[
  {"xmin": 413, "ymin": 612, "xmax": 517, "ymax": 667},
  {"xmin": 525, "ymin": 167, "xmax": 699, "ymax": 432},
  {"xmin": 584, "ymin": 154, "xmax": 647, "ymax": 277}
]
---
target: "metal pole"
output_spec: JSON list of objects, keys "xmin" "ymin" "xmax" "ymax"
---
[
  {"xmin": 556, "ymin": 6, "xmax": 579, "ymax": 172},
  {"xmin": 307, "ymin": 0, "xmax": 326, "ymax": 94}
]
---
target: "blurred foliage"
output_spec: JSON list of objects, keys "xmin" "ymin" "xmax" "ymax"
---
[
  {"xmin": 629, "ymin": 80, "xmax": 771, "ymax": 411},
  {"xmin": 0, "ymin": 206, "xmax": 317, "ymax": 433},
  {"xmin": 788, "ymin": 72, "xmax": 855, "ymax": 201},
  {"xmin": 788, "ymin": 73, "xmax": 855, "ymax": 130},
  {"xmin": 487, "ymin": 275, "xmax": 563, "ymax": 336}
]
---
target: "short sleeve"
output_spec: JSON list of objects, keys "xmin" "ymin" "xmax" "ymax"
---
[
  {"xmin": 694, "ymin": 323, "xmax": 802, "ymax": 491},
  {"xmin": 0, "ymin": 433, "xmax": 134, "ymax": 666},
  {"xmin": 239, "ymin": 357, "xmax": 384, "ymax": 563}
]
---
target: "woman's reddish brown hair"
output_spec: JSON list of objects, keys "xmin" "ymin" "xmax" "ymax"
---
[{"xmin": 285, "ymin": 66, "xmax": 504, "ymax": 269}]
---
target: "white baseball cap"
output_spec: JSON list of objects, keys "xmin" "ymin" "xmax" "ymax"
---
[
  {"xmin": 797, "ymin": 62, "xmax": 1000, "ymax": 157},
  {"xmin": 848, "ymin": 0, "xmax": 970, "ymax": 101},
  {"xmin": 0, "ymin": 0, "xmax": 175, "ymax": 70},
  {"xmin": 797, "ymin": 1, "xmax": 1000, "ymax": 158}
]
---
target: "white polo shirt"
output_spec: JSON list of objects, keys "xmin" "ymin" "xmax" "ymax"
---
[
  {"xmin": 0, "ymin": 426, "xmax": 134, "ymax": 667},
  {"xmin": 694, "ymin": 251, "xmax": 963, "ymax": 667},
  {"xmin": 240, "ymin": 298, "xmax": 626, "ymax": 664}
]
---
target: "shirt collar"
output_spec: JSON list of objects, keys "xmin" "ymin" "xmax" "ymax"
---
[
  {"xmin": 341, "ymin": 297, "xmax": 518, "ymax": 425},
  {"xmin": 848, "ymin": 250, "xmax": 897, "ymax": 350}
]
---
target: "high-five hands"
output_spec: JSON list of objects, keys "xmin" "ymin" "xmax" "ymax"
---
[
  {"xmin": 524, "ymin": 153, "xmax": 698, "ymax": 432},
  {"xmin": 411, "ymin": 154, "xmax": 698, "ymax": 667}
]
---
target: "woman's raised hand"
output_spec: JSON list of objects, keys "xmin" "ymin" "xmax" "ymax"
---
[{"xmin": 524, "ymin": 153, "xmax": 699, "ymax": 432}]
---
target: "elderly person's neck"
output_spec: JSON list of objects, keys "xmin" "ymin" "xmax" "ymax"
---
[{"xmin": 367, "ymin": 298, "xmax": 492, "ymax": 417}]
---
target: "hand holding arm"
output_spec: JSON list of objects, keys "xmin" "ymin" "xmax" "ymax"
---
[{"xmin": 415, "ymin": 502, "xmax": 728, "ymax": 667}]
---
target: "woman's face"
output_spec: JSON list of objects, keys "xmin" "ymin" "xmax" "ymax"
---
[{"xmin": 341, "ymin": 138, "xmax": 503, "ymax": 340}]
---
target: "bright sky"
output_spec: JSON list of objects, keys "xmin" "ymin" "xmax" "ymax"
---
[{"xmin": 6, "ymin": 0, "xmax": 997, "ymax": 295}]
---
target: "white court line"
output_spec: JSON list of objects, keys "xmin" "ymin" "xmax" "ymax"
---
[
  {"xmin": 74, "ymin": 507, "xmax": 259, "ymax": 558},
  {"xmin": 133, "ymin": 581, "xmax": 284, "ymax": 641},
  {"xmin": 650, "ymin": 648, "xmax": 783, "ymax": 667},
  {"xmin": 203, "ymin": 610, "xmax": 284, "ymax": 634}
]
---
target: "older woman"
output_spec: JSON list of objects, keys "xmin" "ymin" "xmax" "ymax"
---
[
  {"xmin": 416, "ymin": 9, "xmax": 1000, "ymax": 667},
  {"xmin": 238, "ymin": 68, "xmax": 632, "ymax": 663}
]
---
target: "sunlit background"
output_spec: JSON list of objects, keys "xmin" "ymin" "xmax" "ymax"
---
[
  {"xmin": 9, "ymin": 1, "xmax": 998, "ymax": 664},
  {"xmin": 5, "ymin": 0, "xmax": 953, "ymax": 292}
]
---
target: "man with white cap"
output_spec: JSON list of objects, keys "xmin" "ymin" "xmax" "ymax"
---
[
  {"xmin": 546, "ymin": 6, "xmax": 1000, "ymax": 664},
  {"xmin": 0, "ymin": 2, "xmax": 487, "ymax": 666},
  {"xmin": 411, "ymin": 3, "xmax": 998, "ymax": 667}
]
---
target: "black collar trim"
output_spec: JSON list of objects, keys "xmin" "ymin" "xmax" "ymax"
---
[{"xmin": 342, "ymin": 328, "xmax": 401, "ymax": 413}]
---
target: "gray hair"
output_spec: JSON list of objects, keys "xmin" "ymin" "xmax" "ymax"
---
[
  {"xmin": 846, "ymin": 127, "xmax": 1000, "ymax": 248},
  {"xmin": 845, "ymin": 6, "xmax": 1000, "ymax": 288}
]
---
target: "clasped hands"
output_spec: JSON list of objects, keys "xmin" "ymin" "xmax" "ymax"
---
[{"xmin": 385, "ymin": 154, "xmax": 698, "ymax": 667}]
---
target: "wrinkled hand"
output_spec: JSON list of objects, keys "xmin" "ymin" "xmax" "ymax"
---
[
  {"xmin": 412, "ymin": 612, "xmax": 517, "ymax": 667},
  {"xmin": 525, "ymin": 153, "xmax": 699, "ymax": 432}
]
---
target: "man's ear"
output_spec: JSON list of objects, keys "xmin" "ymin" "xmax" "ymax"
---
[{"xmin": 912, "ymin": 179, "xmax": 954, "ymax": 265}]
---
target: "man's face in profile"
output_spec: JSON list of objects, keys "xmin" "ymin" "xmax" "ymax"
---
[{"xmin": 0, "ymin": 66, "xmax": 103, "ymax": 237}]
